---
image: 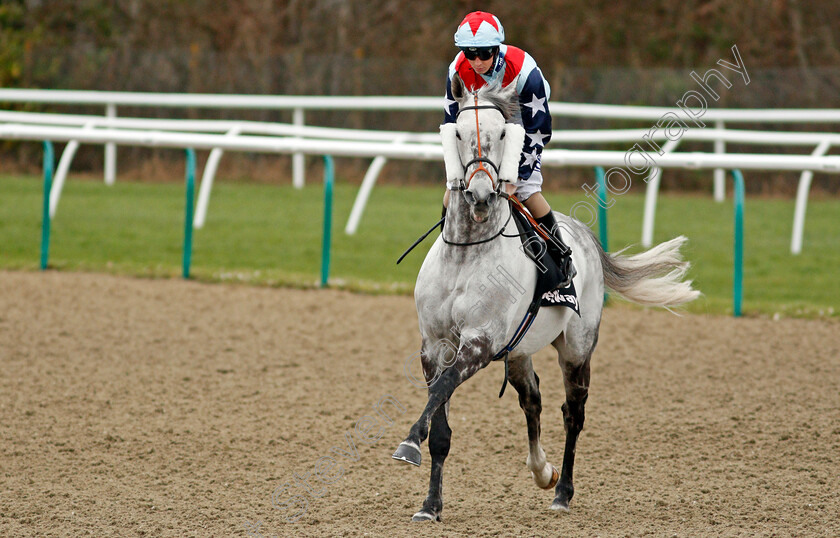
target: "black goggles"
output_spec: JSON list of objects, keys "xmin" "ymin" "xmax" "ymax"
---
[{"xmin": 461, "ymin": 47, "xmax": 497, "ymax": 61}]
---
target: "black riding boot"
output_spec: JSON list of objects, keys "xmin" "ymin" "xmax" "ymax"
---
[{"xmin": 535, "ymin": 212, "xmax": 576, "ymax": 288}]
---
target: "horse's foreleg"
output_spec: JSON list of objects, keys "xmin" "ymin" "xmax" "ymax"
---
[
  {"xmin": 551, "ymin": 357, "xmax": 591, "ymax": 511},
  {"xmin": 391, "ymin": 364, "xmax": 458, "ymax": 467},
  {"xmin": 393, "ymin": 336, "xmax": 491, "ymax": 468},
  {"xmin": 508, "ymin": 357, "xmax": 559, "ymax": 490},
  {"xmin": 412, "ymin": 401, "xmax": 451, "ymax": 522}
]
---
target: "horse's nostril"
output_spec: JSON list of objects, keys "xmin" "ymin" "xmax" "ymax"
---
[{"xmin": 474, "ymin": 200, "xmax": 491, "ymax": 214}]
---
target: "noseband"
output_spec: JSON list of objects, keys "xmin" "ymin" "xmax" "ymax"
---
[
  {"xmin": 453, "ymin": 95, "xmax": 506, "ymax": 194},
  {"xmin": 441, "ymin": 94, "xmax": 511, "ymax": 247}
]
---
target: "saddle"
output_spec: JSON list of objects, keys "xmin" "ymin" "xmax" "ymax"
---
[
  {"xmin": 395, "ymin": 204, "xmax": 580, "ymax": 398},
  {"xmin": 510, "ymin": 206, "xmax": 580, "ymax": 316},
  {"xmin": 492, "ymin": 204, "xmax": 580, "ymax": 398}
]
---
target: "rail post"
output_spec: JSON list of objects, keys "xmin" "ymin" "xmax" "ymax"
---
[
  {"xmin": 730, "ymin": 169, "xmax": 745, "ymax": 317},
  {"xmin": 595, "ymin": 166, "xmax": 609, "ymax": 303},
  {"xmin": 321, "ymin": 155, "xmax": 335, "ymax": 287},
  {"xmin": 293, "ymin": 107, "xmax": 305, "ymax": 189},
  {"xmin": 594, "ymin": 166, "xmax": 608, "ymax": 252},
  {"xmin": 713, "ymin": 120, "xmax": 726, "ymax": 202},
  {"xmin": 791, "ymin": 140, "xmax": 832, "ymax": 254},
  {"xmin": 41, "ymin": 141, "xmax": 54, "ymax": 270},
  {"xmin": 183, "ymin": 148, "xmax": 196, "ymax": 278},
  {"xmin": 105, "ymin": 103, "xmax": 117, "ymax": 185}
]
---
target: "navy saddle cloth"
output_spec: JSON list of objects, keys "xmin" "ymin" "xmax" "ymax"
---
[{"xmin": 510, "ymin": 207, "xmax": 581, "ymax": 317}]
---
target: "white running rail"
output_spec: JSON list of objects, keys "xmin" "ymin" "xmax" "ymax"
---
[{"xmin": 2, "ymin": 94, "xmax": 839, "ymax": 252}]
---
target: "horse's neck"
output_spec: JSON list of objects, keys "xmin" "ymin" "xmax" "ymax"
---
[{"xmin": 427, "ymin": 191, "xmax": 535, "ymax": 338}]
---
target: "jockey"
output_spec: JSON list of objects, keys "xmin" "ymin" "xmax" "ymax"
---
[{"xmin": 442, "ymin": 11, "xmax": 575, "ymax": 287}]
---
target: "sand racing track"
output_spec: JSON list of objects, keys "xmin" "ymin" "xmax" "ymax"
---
[{"xmin": 1, "ymin": 270, "xmax": 838, "ymax": 536}]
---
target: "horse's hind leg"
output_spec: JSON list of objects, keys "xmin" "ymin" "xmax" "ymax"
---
[
  {"xmin": 507, "ymin": 356, "xmax": 559, "ymax": 490},
  {"xmin": 412, "ymin": 401, "xmax": 451, "ymax": 522},
  {"xmin": 550, "ymin": 328, "xmax": 597, "ymax": 511}
]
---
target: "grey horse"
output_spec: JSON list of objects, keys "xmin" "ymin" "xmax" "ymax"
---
[{"xmin": 392, "ymin": 76, "xmax": 700, "ymax": 522}]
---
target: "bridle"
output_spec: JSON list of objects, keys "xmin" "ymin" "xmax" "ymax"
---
[
  {"xmin": 442, "ymin": 202, "xmax": 513, "ymax": 246},
  {"xmin": 442, "ymin": 94, "xmax": 512, "ymax": 247},
  {"xmin": 452, "ymin": 94, "xmax": 507, "ymax": 195}
]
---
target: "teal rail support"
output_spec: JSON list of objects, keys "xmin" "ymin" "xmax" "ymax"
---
[
  {"xmin": 182, "ymin": 148, "xmax": 196, "ymax": 279},
  {"xmin": 321, "ymin": 155, "xmax": 335, "ymax": 287},
  {"xmin": 594, "ymin": 166, "xmax": 609, "ymax": 303},
  {"xmin": 594, "ymin": 166, "xmax": 608, "ymax": 252},
  {"xmin": 730, "ymin": 169, "xmax": 745, "ymax": 317},
  {"xmin": 40, "ymin": 141, "xmax": 54, "ymax": 270}
]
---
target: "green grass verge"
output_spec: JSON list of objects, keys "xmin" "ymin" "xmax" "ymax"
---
[{"xmin": 1, "ymin": 174, "xmax": 838, "ymax": 318}]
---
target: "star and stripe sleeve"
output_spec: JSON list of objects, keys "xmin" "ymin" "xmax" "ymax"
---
[
  {"xmin": 517, "ymin": 68, "xmax": 552, "ymax": 180},
  {"xmin": 444, "ymin": 71, "xmax": 459, "ymax": 124}
]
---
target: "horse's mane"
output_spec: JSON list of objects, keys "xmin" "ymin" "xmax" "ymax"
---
[{"xmin": 472, "ymin": 84, "xmax": 518, "ymax": 121}]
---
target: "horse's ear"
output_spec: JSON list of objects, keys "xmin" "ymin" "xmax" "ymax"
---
[
  {"xmin": 500, "ymin": 80, "xmax": 518, "ymax": 114},
  {"xmin": 451, "ymin": 73, "xmax": 465, "ymax": 101}
]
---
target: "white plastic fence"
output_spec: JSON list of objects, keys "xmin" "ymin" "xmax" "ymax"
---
[
  {"xmin": 2, "ymin": 89, "xmax": 840, "ymax": 253},
  {"xmin": 4, "ymin": 88, "xmax": 840, "ymax": 196},
  {"xmin": 3, "ymin": 122, "xmax": 839, "ymax": 252},
  {"xmin": 5, "ymin": 121, "xmax": 836, "ymax": 318},
  {"xmin": 2, "ymin": 106, "xmax": 839, "ymax": 253},
  {"xmin": 5, "ymin": 123, "xmax": 839, "ymax": 172}
]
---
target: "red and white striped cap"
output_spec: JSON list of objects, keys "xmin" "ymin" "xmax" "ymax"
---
[{"xmin": 453, "ymin": 11, "xmax": 505, "ymax": 48}]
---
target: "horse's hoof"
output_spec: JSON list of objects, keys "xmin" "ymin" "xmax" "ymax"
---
[
  {"xmin": 542, "ymin": 466, "xmax": 560, "ymax": 490},
  {"xmin": 411, "ymin": 510, "xmax": 440, "ymax": 522},
  {"xmin": 391, "ymin": 441, "xmax": 422, "ymax": 466},
  {"xmin": 549, "ymin": 499, "xmax": 570, "ymax": 512}
]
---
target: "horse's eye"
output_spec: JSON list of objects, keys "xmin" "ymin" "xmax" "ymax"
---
[
  {"xmin": 455, "ymin": 132, "xmax": 461, "ymax": 140},
  {"xmin": 500, "ymin": 130, "xmax": 506, "ymax": 139}
]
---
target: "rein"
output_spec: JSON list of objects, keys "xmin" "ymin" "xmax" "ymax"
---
[
  {"xmin": 395, "ymin": 216, "xmax": 445, "ymax": 265},
  {"xmin": 452, "ymin": 96, "xmax": 506, "ymax": 193},
  {"xmin": 398, "ymin": 98, "xmax": 512, "ymax": 258},
  {"xmin": 510, "ymin": 195, "xmax": 553, "ymax": 243},
  {"xmin": 440, "ymin": 95, "xmax": 513, "ymax": 247},
  {"xmin": 441, "ymin": 199, "xmax": 513, "ymax": 246},
  {"xmin": 395, "ymin": 196, "xmax": 515, "ymax": 263},
  {"xmin": 401, "ymin": 96, "xmax": 560, "ymax": 399}
]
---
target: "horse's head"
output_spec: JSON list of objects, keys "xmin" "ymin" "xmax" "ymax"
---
[{"xmin": 441, "ymin": 75, "xmax": 526, "ymax": 223}]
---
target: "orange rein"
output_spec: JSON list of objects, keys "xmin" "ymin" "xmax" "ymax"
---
[
  {"xmin": 461, "ymin": 94, "xmax": 552, "ymax": 243},
  {"xmin": 509, "ymin": 194, "xmax": 553, "ymax": 243},
  {"xmin": 460, "ymin": 95, "xmax": 552, "ymax": 241},
  {"xmin": 465, "ymin": 94, "xmax": 497, "ymax": 191}
]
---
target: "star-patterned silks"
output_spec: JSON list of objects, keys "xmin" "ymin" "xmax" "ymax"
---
[
  {"xmin": 444, "ymin": 95, "xmax": 457, "ymax": 113},
  {"xmin": 523, "ymin": 94, "xmax": 546, "ymax": 118},
  {"xmin": 522, "ymin": 150, "xmax": 540, "ymax": 168},
  {"xmin": 526, "ymin": 129, "xmax": 550, "ymax": 148},
  {"xmin": 444, "ymin": 45, "xmax": 552, "ymax": 181}
]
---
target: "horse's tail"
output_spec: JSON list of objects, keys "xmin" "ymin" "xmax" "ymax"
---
[{"xmin": 594, "ymin": 232, "xmax": 700, "ymax": 308}]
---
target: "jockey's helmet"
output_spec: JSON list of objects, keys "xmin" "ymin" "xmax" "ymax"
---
[{"xmin": 454, "ymin": 11, "xmax": 505, "ymax": 48}]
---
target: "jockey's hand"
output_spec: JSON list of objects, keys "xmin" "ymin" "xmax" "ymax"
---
[{"xmin": 504, "ymin": 182, "xmax": 516, "ymax": 197}]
